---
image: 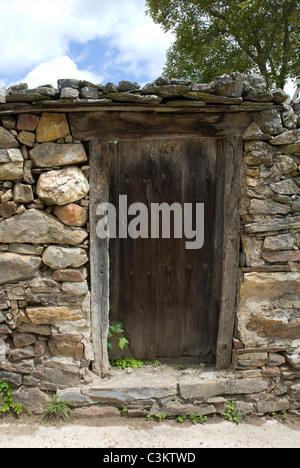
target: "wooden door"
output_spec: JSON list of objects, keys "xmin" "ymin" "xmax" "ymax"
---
[{"xmin": 109, "ymin": 138, "xmax": 224, "ymax": 360}]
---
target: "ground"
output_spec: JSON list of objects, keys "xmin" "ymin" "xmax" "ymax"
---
[{"xmin": 0, "ymin": 413, "xmax": 299, "ymax": 448}]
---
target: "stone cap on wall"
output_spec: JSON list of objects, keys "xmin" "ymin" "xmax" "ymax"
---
[{"xmin": 0, "ymin": 72, "xmax": 293, "ymax": 114}]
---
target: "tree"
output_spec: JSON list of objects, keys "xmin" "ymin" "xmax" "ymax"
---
[{"xmin": 146, "ymin": 0, "xmax": 300, "ymax": 89}]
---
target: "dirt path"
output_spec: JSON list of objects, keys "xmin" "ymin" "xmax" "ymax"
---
[{"xmin": 0, "ymin": 415, "xmax": 299, "ymax": 448}]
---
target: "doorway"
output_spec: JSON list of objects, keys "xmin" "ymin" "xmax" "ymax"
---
[{"xmin": 108, "ymin": 138, "xmax": 225, "ymax": 361}]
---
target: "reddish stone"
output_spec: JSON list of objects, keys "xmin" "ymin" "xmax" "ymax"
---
[
  {"xmin": 17, "ymin": 114, "xmax": 40, "ymax": 132},
  {"xmin": 261, "ymin": 250, "xmax": 300, "ymax": 263},
  {"xmin": 54, "ymin": 203, "xmax": 88, "ymax": 227},
  {"xmin": 0, "ymin": 201, "xmax": 17, "ymax": 219},
  {"xmin": 52, "ymin": 268, "xmax": 87, "ymax": 282}
]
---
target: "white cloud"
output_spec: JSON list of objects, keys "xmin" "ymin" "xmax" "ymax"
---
[
  {"xmin": 0, "ymin": 0, "xmax": 173, "ymax": 87},
  {"xmin": 22, "ymin": 56, "xmax": 104, "ymax": 89}
]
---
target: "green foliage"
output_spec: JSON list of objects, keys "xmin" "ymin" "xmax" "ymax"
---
[
  {"xmin": 0, "ymin": 379, "xmax": 23, "ymax": 416},
  {"xmin": 189, "ymin": 413, "xmax": 207, "ymax": 424},
  {"xmin": 221, "ymin": 400, "xmax": 246, "ymax": 424},
  {"xmin": 145, "ymin": 410, "xmax": 154, "ymax": 420},
  {"xmin": 155, "ymin": 413, "xmax": 167, "ymax": 422},
  {"xmin": 120, "ymin": 406, "xmax": 128, "ymax": 415},
  {"xmin": 110, "ymin": 358, "xmax": 144, "ymax": 370},
  {"xmin": 41, "ymin": 394, "xmax": 73, "ymax": 424},
  {"xmin": 108, "ymin": 320, "xmax": 129, "ymax": 352},
  {"xmin": 146, "ymin": 0, "xmax": 300, "ymax": 88},
  {"xmin": 177, "ymin": 414, "xmax": 187, "ymax": 423}
]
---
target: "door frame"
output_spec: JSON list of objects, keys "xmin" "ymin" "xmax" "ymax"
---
[{"xmin": 86, "ymin": 110, "xmax": 249, "ymax": 377}]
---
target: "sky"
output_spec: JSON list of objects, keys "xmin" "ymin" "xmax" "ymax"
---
[
  {"xmin": 0, "ymin": 0, "xmax": 297, "ymax": 97},
  {"xmin": 0, "ymin": 0, "xmax": 174, "ymax": 89}
]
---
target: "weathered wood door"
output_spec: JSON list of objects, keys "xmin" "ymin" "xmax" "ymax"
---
[{"xmin": 109, "ymin": 138, "xmax": 224, "ymax": 360}]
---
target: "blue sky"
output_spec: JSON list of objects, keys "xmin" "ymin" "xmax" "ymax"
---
[
  {"xmin": 0, "ymin": 0, "xmax": 174, "ymax": 89},
  {"xmin": 0, "ymin": 0, "xmax": 297, "ymax": 96}
]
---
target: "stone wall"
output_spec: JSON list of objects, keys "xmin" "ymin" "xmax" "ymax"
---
[{"xmin": 0, "ymin": 73, "xmax": 299, "ymax": 417}]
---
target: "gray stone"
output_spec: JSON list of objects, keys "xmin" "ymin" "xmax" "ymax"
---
[
  {"xmin": 8, "ymin": 244, "xmax": 44, "ymax": 256},
  {"xmin": 0, "ymin": 127, "xmax": 19, "ymax": 149},
  {"xmin": 270, "ymin": 179, "xmax": 300, "ymax": 195},
  {"xmin": 0, "ymin": 359, "xmax": 34, "ymax": 374},
  {"xmin": 118, "ymin": 80, "xmax": 140, "ymax": 92},
  {"xmin": 57, "ymin": 79, "xmax": 80, "ymax": 90},
  {"xmin": 242, "ymin": 122, "xmax": 271, "ymax": 141},
  {"xmin": 214, "ymin": 72, "xmax": 243, "ymax": 98},
  {"xmin": 103, "ymin": 83, "xmax": 118, "ymax": 94},
  {"xmin": 33, "ymin": 86, "xmax": 59, "ymax": 98},
  {"xmin": 9, "ymin": 346, "xmax": 35, "ymax": 361},
  {"xmin": 179, "ymin": 377, "xmax": 269, "ymax": 400},
  {"xmin": 13, "ymin": 183, "xmax": 34, "ymax": 203},
  {"xmin": 6, "ymin": 83, "xmax": 28, "ymax": 94},
  {"xmin": 61, "ymin": 281, "xmax": 89, "ymax": 296},
  {"xmin": 282, "ymin": 108, "xmax": 298, "ymax": 130},
  {"xmin": 263, "ymin": 234, "xmax": 297, "ymax": 252},
  {"xmin": 6, "ymin": 93, "xmax": 50, "ymax": 103},
  {"xmin": 243, "ymin": 74, "xmax": 272, "ymax": 101},
  {"xmin": 29, "ymin": 143, "xmax": 88, "ymax": 168},
  {"xmin": 249, "ymin": 199, "xmax": 290, "ymax": 215},
  {"xmin": 0, "ymin": 209, "xmax": 88, "ymax": 245},
  {"xmin": 290, "ymin": 383, "xmax": 300, "ymax": 399},
  {"xmin": 272, "ymin": 89, "xmax": 289, "ymax": 104},
  {"xmin": 0, "ymin": 371, "xmax": 22, "ymax": 388},
  {"xmin": 59, "ymin": 387, "xmax": 94, "ymax": 407},
  {"xmin": 277, "ymin": 155, "xmax": 297, "ymax": 174},
  {"xmin": 261, "ymin": 110, "xmax": 284, "ymax": 135},
  {"xmin": 80, "ymin": 87, "xmax": 100, "ymax": 99},
  {"xmin": 256, "ymin": 398, "xmax": 290, "ymax": 414},
  {"xmin": 105, "ymin": 93, "xmax": 162, "ymax": 104},
  {"xmin": 42, "ymin": 367, "xmax": 81, "ymax": 388},
  {"xmin": 36, "ymin": 167, "xmax": 89, "ymax": 206},
  {"xmin": 0, "ymin": 148, "xmax": 24, "ymax": 181},
  {"xmin": 14, "ymin": 387, "xmax": 50, "ymax": 414},
  {"xmin": 271, "ymin": 129, "xmax": 300, "ymax": 145},
  {"xmin": 191, "ymin": 83, "xmax": 213, "ymax": 93},
  {"xmin": 244, "ymin": 215, "xmax": 300, "ymax": 234},
  {"xmin": 140, "ymin": 84, "xmax": 191, "ymax": 98},
  {"xmin": 42, "ymin": 246, "xmax": 88, "ymax": 270},
  {"xmin": 60, "ymin": 87, "xmax": 80, "ymax": 99},
  {"xmin": 0, "ymin": 253, "xmax": 41, "ymax": 285},
  {"xmin": 236, "ymin": 272, "xmax": 300, "ymax": 348}
]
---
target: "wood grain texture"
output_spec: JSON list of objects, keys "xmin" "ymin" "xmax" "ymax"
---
[{"xmin": 89, "ymin": 140, "xmax": 110, "ymax": 377}]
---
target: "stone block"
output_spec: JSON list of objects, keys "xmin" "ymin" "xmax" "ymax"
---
[
  {"xmin": 13, "ymin": 183, "xmax": 34, "ymax": 203},
  {"xmin": 42, "ymin": 246, "xmax": 88, "ymax": 269},
  {"xmin": 17, "ymin": 114, "xmax": 40, "ymax": 132},
  {"xmin": 0, "ymin": 252, "xmax": 41, "ymax": 285},
  {"xmin": 54, "ymin": 203, "xmax": 88, "ymax": 227},
  {"xmin": 0, "ymin": 209, "xmax": 88, "ymax": 245},
  {"xmin": 179, "ymin": 377, "xmax": 269, "ymax": 400},
  {"xmin": 0, "ymin": 148, "xmax": 24, "ymax": 181},
  {"xmin": 29, "ymin": 143, "xmax": 87, "ymax": 168},
  {"xmin": 26, "ymin": 306, "xmax": 84, "ymax": 325},
  {"xmin": 36, "ymin": 167, "xmax": 89, "ymax": 205},
  {"xmin": 36, "ymin": 113, "xmax": 70, "ymax": 143},
  {"xmin": 0, "ymin": 127, "xmax": 19, "ymax": 149},
  {"xmin": 237, "ymin": 272, "xmax": 300, "ymax": 348}
]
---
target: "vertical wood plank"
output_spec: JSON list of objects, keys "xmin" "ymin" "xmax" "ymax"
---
[
  {"xmin": 216, "ymin": 136, "xmax": 243, "ymax": 369},
  {"xmin": 89, "ymin": 140, "xmax": 110, "ymax": 377}
]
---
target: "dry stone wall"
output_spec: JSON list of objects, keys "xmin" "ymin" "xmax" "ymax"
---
[{"xmin": 0, "ymin": 73, "xmax": 299, "ymax": 417}]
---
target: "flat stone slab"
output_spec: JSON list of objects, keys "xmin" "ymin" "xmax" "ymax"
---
[{"xmin": 0, "ymin": 209, "xmax": 88, "ymax": 245}]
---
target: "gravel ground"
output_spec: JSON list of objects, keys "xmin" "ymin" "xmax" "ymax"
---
[{"xmin": 0, "ymin": 414, "xmax": 299, "ymax": 448}]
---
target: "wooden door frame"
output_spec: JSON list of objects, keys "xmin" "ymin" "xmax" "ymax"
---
[{"xmin": 85, "ymin": 109, "xmax": 250, "ymax": 377}]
